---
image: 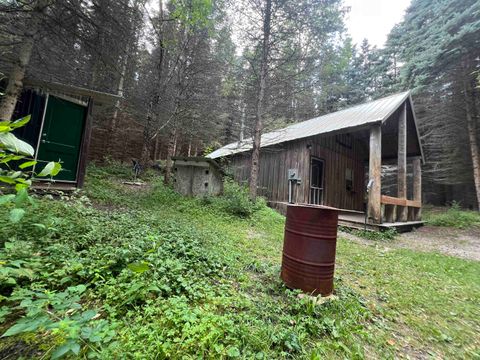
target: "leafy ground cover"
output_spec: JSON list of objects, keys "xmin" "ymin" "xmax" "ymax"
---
[
  {"xmin": 423, "ymin": 203, "xmax": 480, "ymax": 229},
  {"xmin": 0, "ymin": 164, "xmax": 479, "ymax": 359}
]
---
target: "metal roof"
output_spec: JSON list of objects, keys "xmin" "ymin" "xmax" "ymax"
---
[
  {"xmin": 207, "ymin": 91, "xmax": 412, "ymax": 159},
  {"xmin": 24, "ymin": 79, "xmax": 121, "ymax": 105}
]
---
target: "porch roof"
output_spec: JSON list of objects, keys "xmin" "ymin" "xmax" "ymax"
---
[{"xmin": 208, "ymin": 91, "xmax": 420, "ymax": 159}]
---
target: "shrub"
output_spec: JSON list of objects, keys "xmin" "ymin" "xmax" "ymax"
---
[
  {"xmin": 220, "ymin": 179, "xmax": 265, "ymax": 217},
  {"xmin": 425, "ymin": 202, "xmax": 480, "ymax": 229}
]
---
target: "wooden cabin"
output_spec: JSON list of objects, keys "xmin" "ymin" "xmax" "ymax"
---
[
  {"xmin": 11, "ymin": 79, "xmax": 119, "ymax": 190},
  {"xmin": 207, "ymin": 91, "xmax": 424, "ymax": 231}
]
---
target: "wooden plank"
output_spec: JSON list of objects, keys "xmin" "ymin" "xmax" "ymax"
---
[
  {"xmin": 382, "ymin": 194, "xmax": 407, "ymax": 206},
  {"xmin": 381, "ymin": 195, "xmax": 420, "ymax": 208},
  {"xmin": 406, "ymin": 200, "xmax": 421, "ymax": 208},
  {"xmin": 368, "ymin": 124, "xmax": 382, "ymax": 223},
  {"xmin": 76, "ymin": 96, "xmax": 94, "ymax": 188}
]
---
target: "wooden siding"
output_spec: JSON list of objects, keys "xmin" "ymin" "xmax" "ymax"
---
[{"xmin": 226, "ymin": 132, "xmax": 367, "ymax": 211}]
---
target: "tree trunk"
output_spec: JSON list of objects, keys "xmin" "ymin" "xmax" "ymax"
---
[
  {"xmin": 463, "ymin": 72, "xmax": 480, "ymax": 210},
  {"xmin": 368, "ymin": 124, "xmax": 382, "ymax": 223},
  {"xmin": 111, "ymin": 46, "xmax": 129, "ymax": 131},
  {"xmin": 164, "ymin": 127, "xmax": 177, "ymax": 185},
  {"xmin": 140, "ymin": 114, "xmax": 154, "ymax": 165},
  {"xmin": 397, "ymin": 102, "xmax": 408, "ymax": 221},
  {"xmin": 239, "ymin": 102, "xmax": 245, "ymax": 143},
  {"xmin": 249, "ymin": 0, "xmax": 272, "ymax": 200},
  {"xmin": 140, "ymin": 0, "xmax": 165, "ymax": 168},
  {"xmin": 0, "ymin": 0, "xmax": 48, "ymax": 120}
]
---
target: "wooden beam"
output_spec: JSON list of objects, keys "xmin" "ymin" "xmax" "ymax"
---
[
  {"xmin": 382, "ymin": 195, "xmax": 406, "ymax": 206},
  {"xmin": 397, "ymin": 103, "xmax": 408, "ymax": 221},
  {"xmin": 412, "ymin": 157, "xmax": 422, "ymax": 220},
  {"xmin": 368, "ymin": 124, "xmax": 382, "ymax": 223},
  {"xmin": 76, "ymin": 97, "xmax": 94, "ymax": 188}
]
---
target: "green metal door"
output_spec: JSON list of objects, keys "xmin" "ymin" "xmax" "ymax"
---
[{"xmin": 37, "ymin": 96, "xmax": 86, "ymax": 181}]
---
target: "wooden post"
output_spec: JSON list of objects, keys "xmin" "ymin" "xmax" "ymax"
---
[
  {"xmin": 397, "ymin": 103, "xmax": 408, "ymax": 221},
  {"xmin": 413, "ymin": 157, "xmax": 422, "ymax": 221},
  {"xmin": 368, "ymin": 124, "xmax": 382, "ymax": 223}
]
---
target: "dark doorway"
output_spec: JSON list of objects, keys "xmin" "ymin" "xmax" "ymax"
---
[{"xmin": 310, "ymin": 157, "xmax": 324, "ymax": 205}]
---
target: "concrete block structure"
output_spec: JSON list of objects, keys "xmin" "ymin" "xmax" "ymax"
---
[{"xmin": 172, "ymin": 157, "xmax": 223, "ymax": 197}]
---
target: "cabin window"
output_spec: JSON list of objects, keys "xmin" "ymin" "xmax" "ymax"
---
[
  {"xmin": 205, "ymin": 169, "xmax": 209, "ymax": 175},
  {"xmin": 346, "ymin": 168, "xmax": 353, "ymax": 192}
]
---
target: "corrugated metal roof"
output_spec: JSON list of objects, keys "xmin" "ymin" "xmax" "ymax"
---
[{"xmin": 207, "ymin": 91, "xmax": 411, "ymax": 159}]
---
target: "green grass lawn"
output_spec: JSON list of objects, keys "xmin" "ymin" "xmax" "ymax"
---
[{"xmin": 0, "ymin": 164, "xmax": 479, "ymax": 359}]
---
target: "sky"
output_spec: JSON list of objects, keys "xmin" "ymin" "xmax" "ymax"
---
[{"xmin": 343, "ymin": 0, "xmax": 411, "ymax": 48}]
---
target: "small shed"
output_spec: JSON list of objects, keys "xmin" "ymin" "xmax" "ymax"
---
[
  {"xmin": 10, "ymin": 79, "xmax": 120, "ymax": 189},
  {"xmin": 172, "ymin": 156, "xmax": 223, "ymax": 197}
]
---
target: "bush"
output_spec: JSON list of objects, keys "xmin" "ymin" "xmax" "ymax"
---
[
  {"xmin": 220, "ymin": 180, "xmax": 265, "ymax": 217},
  {"xmin": 424, "ymin": 202, "xmax": 480, "ymax": 229}
]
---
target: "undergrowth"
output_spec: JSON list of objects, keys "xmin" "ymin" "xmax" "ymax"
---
[
  {"xmin": 1, "ymin": 163, "xmax": 478, "ymax": 359},
  {"xmin": 424, "ymin": 202, "xmax": 480, "ymax": 229},
  {"xmin": 0, "ymin": 164, "xmax": 371, "ymax": 359}
]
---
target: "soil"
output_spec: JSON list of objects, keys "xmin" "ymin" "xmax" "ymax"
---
[{"xmin": 340, "ymin": 225, "xmax": 480, "ymax": 261}]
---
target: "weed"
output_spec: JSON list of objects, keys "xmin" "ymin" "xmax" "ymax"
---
[
  {"xmin": 424, "ymin": 202, "xmax": 480, "ymax": 228},
  {"xmin": 339, "ymin": 226, "xmax": 398, "ymax": 241},
  {"xmin": 0, "ymin": 165, "xmax": 478, "ymax": 359}
]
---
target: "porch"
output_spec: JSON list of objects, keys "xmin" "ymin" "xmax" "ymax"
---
[{"xmin": 337, "ymin": 209, "xmax": 424, "ymax": 233}]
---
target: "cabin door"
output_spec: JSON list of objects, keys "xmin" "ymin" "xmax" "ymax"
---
[
  {"xmin": 36, "ymin": 96, "xmax": 86, "ymax": 182},
  {"xmin": 310, "ymin": 157, "xmax": 324, "ymax": 205}
]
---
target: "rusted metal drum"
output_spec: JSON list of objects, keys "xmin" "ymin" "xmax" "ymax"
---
[{"xmin": 281, "ymin": 204, "xmax": 339, "ymax": 296}]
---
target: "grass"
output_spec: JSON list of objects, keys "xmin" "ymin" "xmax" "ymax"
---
[
  {"xmin": 423, "ymin": 203, "xmax": 480, "ymax": 229},
  {"xmin": 339, "ymin": 226, "xmax": 398, "ymax": 241},
  {"xmin": 0, "ymin": 163, "xmax": 479, "ymax": 359}
]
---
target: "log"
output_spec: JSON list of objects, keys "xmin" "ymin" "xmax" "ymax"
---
[
  {"xmin": 412, "ymin": 157, "xmax": 422, "ymax": 220},
  {"xmin": 368, "ymin": 124, "xmax": 382, "ymax": 223},
  {"xmin": 397, "ymin": 103, "xmax": 408, "ymax": 221}
]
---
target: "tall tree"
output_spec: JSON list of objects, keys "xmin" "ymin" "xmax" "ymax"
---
[
  {"xmin": 385, "ymin": 0, "xmax": 480, "ymax": 209},
  {"xmin": 0, "ymin": 0, "xmax": 50, "ymax": 120},
  {"xmin": 232, "ymin": 0, "xmax": 347, "ymax": 199}
]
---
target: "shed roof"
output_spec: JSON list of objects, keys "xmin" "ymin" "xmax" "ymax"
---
[
  {"xmin": 172, "ymin": 156, "xmax": 224, "ymax": 173},
  {"xmin": 207, "ymin": 91, "xmax": 415, "ymax": 159},
  {"xmin": 23, "ymin": 79, "xmax": 121, "ymax": 105}
]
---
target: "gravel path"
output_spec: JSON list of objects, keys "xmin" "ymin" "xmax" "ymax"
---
[{"xmin": 340, "ymin": 225, "xmax": 480, "ymax": 261}]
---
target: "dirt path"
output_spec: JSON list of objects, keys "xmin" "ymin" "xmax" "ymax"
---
[{"xmin": 340, "ymin": 225, "xmax": 480, "ymax": 261}]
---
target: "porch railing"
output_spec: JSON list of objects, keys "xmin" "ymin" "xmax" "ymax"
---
[{"xmin": 381, "ymin": 195, "xmax": 421, "ymax": 222}]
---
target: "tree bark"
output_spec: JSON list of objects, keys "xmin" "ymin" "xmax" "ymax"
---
[
  {"xmin": 368, "ymin": 124, "xmax": 382, "ymax": 223},
  {"xmin": 249, "ymin": 0, "xmax": 272, "ymax": 200},
  {"xmin": 140, "ymin": 0, "xmax": 165, "ymax": 168},
  {"xmin": 413, "ymin": 157, "xmax": 422, "ymax": 220},
  {"xmin": 164, "ymin": 127, "xmax": 177, "ymax": 185},
  {"xmin": 397, "ymin": 102, "xmax": 408, "ymax": 221},
  {"xmin": 0, "ymin": 0, "xmax": 48, "ymax": 120},
  {"xmin": 463, "ymin": 71, "xmax": 480, "ymax": 210}
]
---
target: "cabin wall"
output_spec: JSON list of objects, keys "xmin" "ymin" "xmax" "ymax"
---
[
  {"xmin": 226, "ymin": 132, "xmax": 367, "ymax": 211},
  {"xmin": 306, "ymin": 134, "xmax": 366, "ymax": 211},
  {"xmin": 226, "ymin": 140, "xmax": 310, "ymax": 204}
]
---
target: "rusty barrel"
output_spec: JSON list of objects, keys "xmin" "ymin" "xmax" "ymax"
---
[{"xmin": 281, "ymin": 204, "xmax": 339, "ymax": 296}]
